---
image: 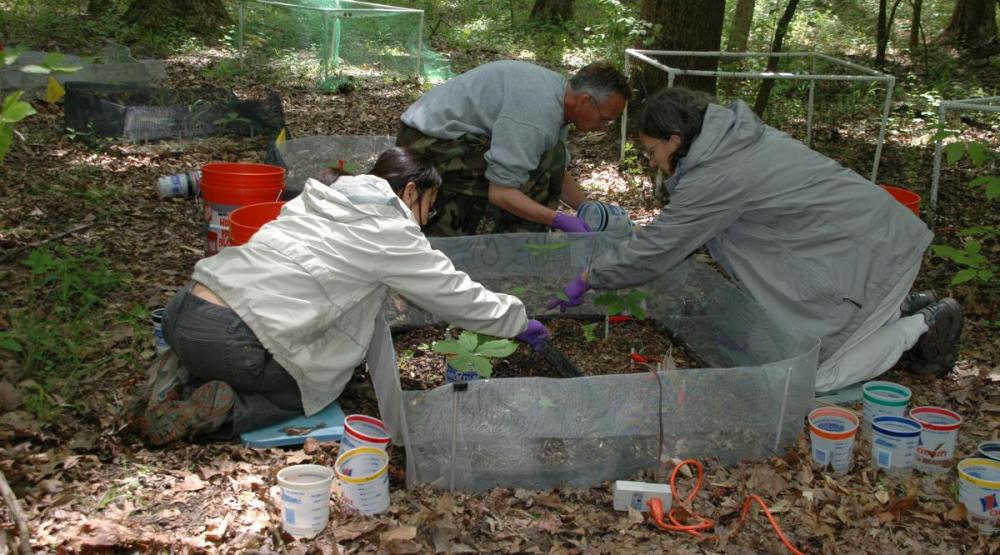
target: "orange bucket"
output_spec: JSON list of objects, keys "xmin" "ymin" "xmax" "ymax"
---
[
  {"xmin": 228, "ymin": 201, "xmax": 286, "ymax": 246},
  {"xmin": 880, "ymin": 185, "xmax": 921, "ymax": 216},
  {"xmin": 200, "ymin": 162, "xmax": 285, "ymax": 255}
]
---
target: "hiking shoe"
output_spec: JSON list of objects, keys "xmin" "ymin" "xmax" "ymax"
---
[
  {"xmin": 899, "ymin": 290, "xmax": 938, "ymax": 317},
  {"xmin": 906, "ymin": 297, "xmax": 963, "ymax": 377},
  {"xmin": 139, "ymin": 381, "xmax": 235, "ymax": 446}
]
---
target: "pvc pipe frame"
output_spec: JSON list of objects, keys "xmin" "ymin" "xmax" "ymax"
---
[
  {"xmin": 930, "ymin": 96, "xmax": 1000, "ymax": 226},
  {"xmin": 621, "ymin": 49, "xmax": 896, "ymax": 184}
]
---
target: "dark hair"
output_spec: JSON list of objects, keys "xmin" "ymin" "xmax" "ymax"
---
[
  {"xmin": 639, "ymin": 87, "xmax": 713, "ymax": 163},
  {"xmin": 370, "ymin": 147, "xmax": 442, "ymax": 194},
  {"xmin": 569, "ymin": 62, "xmax": 631, "ymax": 103}
]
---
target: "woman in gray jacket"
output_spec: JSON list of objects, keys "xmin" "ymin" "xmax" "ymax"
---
[
  {"xmin": 550, "ymin": 87, "xmax": 963, "ymax": 393},
  {"xmin": 141, "ymin": 147, "xmax": 549, "ymax": 446}
]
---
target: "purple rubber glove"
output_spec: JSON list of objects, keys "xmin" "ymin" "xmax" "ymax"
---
[
  {"xmin": 546, "ymin": 274, "xmax": 591, "ymax": 312},
  {"xmin": 551, "ymin": 212, "xmax": 592, "ymax": 233},
  {"xmin": 515, "ymin": 319, "xmax": 550, "ymax": 352}
]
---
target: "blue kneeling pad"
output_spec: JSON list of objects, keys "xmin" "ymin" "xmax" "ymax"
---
[{"xmin": 240, "ymin": 401, "xmax": 346, "ymax": 448}]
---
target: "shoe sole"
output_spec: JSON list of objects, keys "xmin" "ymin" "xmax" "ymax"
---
[
  {"xmin": 901, "ymin": 290, "xmax": 938, "ymax": 316},
  {"xmin": 909, "ymin": 298, "xmax": 963, "ymax": 376}
]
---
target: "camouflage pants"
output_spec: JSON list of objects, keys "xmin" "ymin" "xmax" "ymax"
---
[{"xmin": 397, "ymin": 123, "xmax": 567, "ymax": 237}]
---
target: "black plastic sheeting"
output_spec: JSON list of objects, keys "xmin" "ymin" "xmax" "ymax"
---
[{"xmin": 63, "ymin": 82, "xmax": 286, "ymax": 141}]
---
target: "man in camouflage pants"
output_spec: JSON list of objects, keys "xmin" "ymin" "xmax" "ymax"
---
[{"xmin": 397, "ymin": 60, "xmax": 629, "ymax": 237}]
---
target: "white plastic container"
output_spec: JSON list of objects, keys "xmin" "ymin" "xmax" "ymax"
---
[
  {"xmin": 276, "ymin": 464, "xmax": 334, "ymax": 539},
  {"xmin": 340, "ymin": 414, "xmax": 391, "ymax": 452},
  {"xmin": 150, "ymin": 308, "xmax": 169, "ymax": 355},
  {"xmin": 870, "ymin": 415, "xmax": 922, "ymax": 478},
  {"xmin": 335, "ymin": 446, "xmax": 390, "ymax": 515},
  {"xmin": 862, "ymin": 381, "xmax": 911, "ymax": 436},
  {"xmin": 157, "ymin": 170, "xmax": 201, "ymax": 198},
  {"xmin": 956, "ymin": 457, "xmax": 1000, "ymax": 534},
  {"xmin": 909, "ymin": 406, "xmax": 962, "ymax": 473},
  {"xmin": 576, "ymin": 201, "xmax": 634, "ymax": 235},
  {"xmin": 808, "ymin": 407, "xmax": 859, "ymax": 475}
]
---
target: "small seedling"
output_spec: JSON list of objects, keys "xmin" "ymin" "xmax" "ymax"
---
[
  {"xmin": 594, "ymin": 290, "xmax": 650, "ymax": 337},
  {"xmin": 431, "ymin": 330, "xmax": 516, "ymax": 378},
  {"xmin": 581, "ymin": 322, "xmax": 599, "ymax": 342}
]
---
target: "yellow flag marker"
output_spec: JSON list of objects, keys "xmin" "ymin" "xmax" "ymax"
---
[{"xmin": 46, "ymin": 77, "xmax": 65, "ymax": 103}]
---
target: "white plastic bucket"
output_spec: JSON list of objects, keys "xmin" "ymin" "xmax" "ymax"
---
[
  {"xmin": 276, "ymin": 464, "xmax": 334, "ymax": 539},
  {"xmin": 808, "ymin": 407, "xmax": 859, "ymax": 474},
  {"xmin": 956, "ymin": 457, "xmax": 1000, "ymax": 534},
  {"xmin": 909, "ymin": 406, "xmax": 962, "ymax": 473},
  {"xmin": 150, "ymin": 308, "xmax": 169, "ymax": 355},
  {"xmin": 340, "ymin": 414, "xmax": 391, "ymax": 452},
  {"xmin": 979, "ymin": 441, "xmax": 1000, "ymax": 462},
  {"xmin": 334, "ymin": 446, "xmax": 390, "ymax": 515},
  {"xmin": 576, "ymin": 201, "xmax": 634, "ymax": 236},
  {"xmin": 862, "ymin": 381, "xmax": 911, "ymax": 436},
  {"xmin": 871, "ymin": 415, "xmax": 922, "ymax": 478}
]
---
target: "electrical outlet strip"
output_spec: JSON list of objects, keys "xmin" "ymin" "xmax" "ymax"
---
[{"xmin": 612, "ymin": 480, "xmax": 672, "ymax": 512}]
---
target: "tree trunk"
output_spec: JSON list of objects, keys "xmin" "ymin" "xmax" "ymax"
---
[
  {"xmin": 752, "ymin": 0, "xmax": 799, "ymax": 117},
  {"xmin": 726, "ymin": 0, "xmax": 756, "ymax": 52},
  {"xmin": 875, "ymin": 0, "xmax": 905, "ymax": 67},
  {"xmin": 530, "ymin": 0, "xmax": 574, "ymax": 22},
  {"xmin": 123, "ymin": 0, "xmax": 229, "ymax": 35},
  {"xmin": 636, "ymin": 1, "xmax": 726, "ymax": 97},
  {"xmin": 938, "ymin": 0, "xmax": 999, "ymax": 57},
  {"xmin": 909, "ymin": 0, "xmax": 923, "ymax": 50}
]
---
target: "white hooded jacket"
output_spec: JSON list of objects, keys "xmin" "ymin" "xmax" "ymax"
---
[{"xmin": 192, "ymin": 176, "xmax": 529, "ymax": 421}]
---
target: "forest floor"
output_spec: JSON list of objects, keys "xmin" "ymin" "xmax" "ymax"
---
[{"xmin": 1, "ymin": 42, "xmax": 999, "ymax": 553}]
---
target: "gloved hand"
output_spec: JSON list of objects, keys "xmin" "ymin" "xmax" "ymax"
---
[
  {"xmin": 551, "ymin": 212, "xmax": 592, "ymax": 233},
  {"xmin": 515, "ymin": 319, "xmax": 550, "ymax": 352},
  {"xmin": 546, "ymin": 274, "xmax": 590, "ymax": 312}
]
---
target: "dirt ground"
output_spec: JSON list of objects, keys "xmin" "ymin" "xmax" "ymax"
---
[{"xmin": 1, "ymin": 48, "xmax": 998, "ymax": 553}]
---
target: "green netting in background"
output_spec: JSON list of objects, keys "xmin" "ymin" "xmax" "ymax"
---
[{"xmin": 237, "ymin": 0, "xmax": 453, "ymax": 87}]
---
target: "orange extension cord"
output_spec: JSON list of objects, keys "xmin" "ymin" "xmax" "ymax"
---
[{"xmin": 645, "ymin": 459, "xmax": 806, "ymax": 555}]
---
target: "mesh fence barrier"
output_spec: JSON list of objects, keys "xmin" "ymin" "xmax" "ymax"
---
[{"xmin": 378, "ymin": 233, "xmax": 820, "ymax": 491}]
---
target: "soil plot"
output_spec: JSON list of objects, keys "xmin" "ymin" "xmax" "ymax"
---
[{"xmin": 393, "ymin": 317, "xmax": 702, "ymax": 390}]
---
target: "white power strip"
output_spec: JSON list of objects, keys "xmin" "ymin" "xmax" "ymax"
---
[{"xmin": 612, "ymin": 480, "xmax": 672, "ymax": 512}]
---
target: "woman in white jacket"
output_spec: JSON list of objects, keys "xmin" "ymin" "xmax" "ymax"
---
[{"xmin": 141, "ymin": 147, "xmax": 549, "ymax": 446}]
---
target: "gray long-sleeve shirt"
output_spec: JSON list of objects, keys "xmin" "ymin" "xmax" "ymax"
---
[
  {"xmin": 589, "ymin": 101, "xmax": 932, "ymax": 362},
  {"xmin": 400, "ymin": 60, "xmax": 568, "ymax": 187}
]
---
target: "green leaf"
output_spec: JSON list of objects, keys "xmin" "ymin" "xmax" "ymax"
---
[
  {"xmin": 1, "ymin": 50, "xmax": 22, "ymax": 67},
  {"xmin": 966, "ymin": 142, "xmax": 988, "ymax": 167},
  {"xmin": 594, "ymin": 292, "xmax": 618, "ymax": 307},
  {"xmin": 950, "ymin": 269, "xmax": 978, "ymax": 285},
  {"xmin": 943, "ymin": 142, "xmax": 965, "ymax": 165},
  {"xmin": 556, "ymin": 291, "xmax": 568, "ymax": 301},
  {"xmin": 471, "ymin": 356, "xmax": 493, "ymax": 377},
  {"xmin": 457, "ymin": 331, "xmax": 478, "ymax": 352},
  {"xmin": 977, "ymin": 269, "xmax": 995, "ymax": 280},
  {"xmin": 449, "ymin": 353, "xmax": 477, "ymax": 373},
  {"xmin": 929, "ymin": 245, "xmax": 963, "ymax": 259},
  {"xmin": 509, "ymin": 286, "xmax": 527, "ymax": 296},
  {"xmin": 988, "ymin": 182, "xmax": 1000, "ymax": 200},
  {"xmin": 476, "ymin": 339, "xmax": 516, "ymax": 358},
  {"xmin": 19, "ymin": 64, "xmax": 50, "ymax": 74},
  {"xmin": 967, "ymin": 240, "xmax": 982, "ymax": 254},
  {"xmin": 0, "ymin": 334, "xmax": 21, "ymax": 352},
  {"xmin": 628, "ymin": 303, "xmax": 647, "ymax": 320},
  {"xmin": 1, "ymin": 93, "xmax": 37, "ymax": 124},
  {"xmin": 930, "ymin": 128, "xmax": 953, "ymax": 142},
  {"xmin": 431, "ymin": 339, "xmax": 463, "ymax": 355},
  {"xmin": 625, "ymin": 290, "xmax": 651, "ymax": 303}
]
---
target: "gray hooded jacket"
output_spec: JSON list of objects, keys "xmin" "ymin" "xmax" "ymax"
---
[{"xmin": 589, "ymin": 100, "xmax": 932, "ymax": 362}]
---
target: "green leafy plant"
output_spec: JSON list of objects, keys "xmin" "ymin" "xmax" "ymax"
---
[
  {"xmin": 0, "ymin": 91, "xmax": 36, "ymax": 163},
  {"xmin": 581, "ymin": 322, "xmax": 599, "ymax": 342},
  {"xmin": 594, "ymin": 290, "xmax": 650, "ymax": 338},
  {"xmin": 18, "ymin": 52, "xmax": 83, "ymax": 75},
  {"xmin": 929, "ymin": 236, "xmax": 997, "ymax": 285},
  {"xmin": 431, "ymin": 330, "xmax": 517, "ymax": 378}
]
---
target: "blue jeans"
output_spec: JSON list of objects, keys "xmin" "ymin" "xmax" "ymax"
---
[{"xmin": 163, "ymin": 282, "xmax": 303, "ymax": 438}]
